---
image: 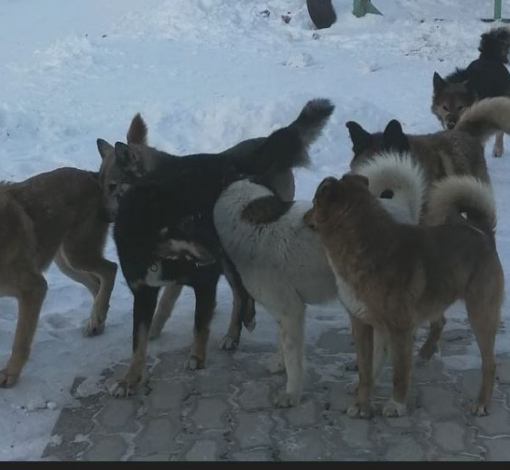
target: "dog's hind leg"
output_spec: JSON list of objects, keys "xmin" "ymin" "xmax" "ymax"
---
[
  {"xmin": 493, "ymin": 131, "xmax": 504, "ymax": 158},
  {"xmin": 383, "ymin": 327, "xmax": 414, "ymax": 418},
  {"xmin": 149, "ymin": 283, "xmax": 183, "ymax": 340},
  {"xmin": 275, "ymin": 304, "xmax": 306, "ymax": 408},
  {"xmin": 465, "ymin": 260, "xmax": 503, "ymax": 416},
  {"xmin": 188, "ymin": 277, "xmax": 219, "ymax": 370},
  {"xmin": 110, "ymin": 285, "xmax": 159, "ymax": 397},
  {"xmin": 219, "ymin": 257, "xmax": 255, "ymax": 351},
  {"xmin": 62, "ymin": 221, "xmax": 117, "ymax": 337},
  {"xmin": 417, "ymin": 315, "xmax": 446, "ymax": 363},
  {"xmin": 54, "ymin": 248, "xmax": 100, "ymax": 296},
  {"xmin": 347, "ymin": 315, "xmax": 374, "ymax": 419},
  {"xmin": 268, "ymin": 328, "xmax": 286, "ymax": 374},
  {"xmin": 0, "ymin": 272, "xmax": 47, "ymax": 388}
]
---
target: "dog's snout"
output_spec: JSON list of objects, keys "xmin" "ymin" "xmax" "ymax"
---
[{"xmin": 446, "ymin": 120, "xmax": 456, "ymax": 130}]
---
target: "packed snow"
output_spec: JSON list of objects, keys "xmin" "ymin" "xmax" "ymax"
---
[{"xmin": 0, "ymin": 0, "xmax": 508, "ymax": 460}]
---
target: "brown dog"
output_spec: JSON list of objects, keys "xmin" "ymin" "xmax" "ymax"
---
[
  {"xmin": 0, "ymin": 168, "xmax": 117, "ymax": 387},
  {"xmin": 306, "ymin": 172, "xmax": 503, "ymax": 418}
]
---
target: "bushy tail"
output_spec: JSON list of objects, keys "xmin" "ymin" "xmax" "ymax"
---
[
  {"xmin": 426, "ymin": 175, "xmax": 496, "ymax": 237},
  {"xmin": 354, "ymin": 151, "xmax": 426, "ymax": 225},
  {"xmin": 126, "ymin": 113, "xmax": 148, "ymax": 145},
  {"xmin": 234, "ymin": 98, "xmax": 334, "ymax": 175},
  {"xmin": 455, "ymin": 96, "xmax": 510, "ymax": 143},
  {"xmin": 479, "ymin": 26, "xmax": 510, "ymax": 63}
]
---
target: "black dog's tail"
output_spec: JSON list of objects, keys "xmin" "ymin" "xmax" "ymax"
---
[
  {"xmin": 479, "ymin": 26, "xmax": 510, "ymax": 64},
  {"xmin": 234, "ymin": 98, "xmax": 334, "ymax": 175}
]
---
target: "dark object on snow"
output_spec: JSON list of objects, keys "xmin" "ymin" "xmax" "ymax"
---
[
  {"xmin": 307, "ymin": 0, "xmax": 337, "ymax": 30},
  {"xmin": 259, "ymin": 9, "xmax": 270, "ymax": 18}
]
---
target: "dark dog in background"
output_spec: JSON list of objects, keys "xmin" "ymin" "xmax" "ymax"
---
[
  {"xmin": 109, "ymin": 99, "xmax": 334, "ymax": 397},
  {"xmin": 432, "ymin": 26, "xmax": 510, "ymax": 156}
]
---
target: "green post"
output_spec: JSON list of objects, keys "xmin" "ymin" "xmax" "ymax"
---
[
  {"xmin": 495, "ymin": 0, "xmax": 502, "ymax": 20},
  {"xmin": 353, "ymin": 0, "xmax": 382, "ymax": 18}
]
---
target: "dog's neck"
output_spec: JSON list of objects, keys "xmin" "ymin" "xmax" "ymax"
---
[{"xmin": 318, "ymin": 194, "xmax": 406, "ymax": 281}]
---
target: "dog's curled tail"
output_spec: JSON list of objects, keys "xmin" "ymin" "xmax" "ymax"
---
[
  {"xmin": 354, "ymin": 151, "xmax": 426, "ymax": 225},
  {"xmin": 455, "ymin": 96, "xmax": 510, "ymax": 143},
  {"xmin": 126, "ymin": 113, "xmax": 148, "ymax": 145},
  {"xmin": 426, "ymin": 175, "xmax": 496, "ymax": 237},
  {"xmin": 236, "ymin": 98, "xmax": 334, "ymax": 175},
  {"xmin": 479, "ymin": 26, "xmax": 510, "ymax": 64}
]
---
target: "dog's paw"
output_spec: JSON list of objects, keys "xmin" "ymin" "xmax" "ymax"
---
[
  {"xmin": 275, "ymin": 391, "xmax": 300, "ymax": 408},
  {"xmin": 244, "ymin": 319, "xmax": 256, "ymax": 333},
  {"xmin": 267, "ymin": 355, "xmax": 285, "ymax": 374},
  {"xmin": 346, "ymin": 402, "xmax": 371, "ymax": 419},
  {"xmin": 0, "ymin": 369, "xmax": 18, "ymax": 388},
  {"xmin": 219, "ymin": 335, "xmax": 239, "ymax": 351},
  {"xmin": 417, "ymin": 344, "xmax": 437, "ymax": 364},
  {"xmin": 82, "ymin": 318, "xmax": 105, "ymax": 337},
  {"xmin": 186, "ymin": 355, "xmax": 205, "ymax": 370},
  {"xmin": 109, "ymin": 380, "xmax": 137, "ymax": 398},
  {"xmin": 492, "ymin": 147, "xmax": 503, "ymax": 158},
  {"xmin": 382, "ymin": 399, "xmax": 407, "ymax": 418},
  {"xmin": 471, "ymin": 402, "xmax": 489, "ymax": 417}
]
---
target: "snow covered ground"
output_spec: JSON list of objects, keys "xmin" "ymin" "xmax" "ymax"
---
[{"xmin": 0, "ymin": 0, "xmax": 508, "ymax": 460}]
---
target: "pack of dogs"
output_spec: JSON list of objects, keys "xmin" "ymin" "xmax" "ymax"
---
[{"xmin": 1, "ymin": 26, "xmax": 510, "ymax": 419}]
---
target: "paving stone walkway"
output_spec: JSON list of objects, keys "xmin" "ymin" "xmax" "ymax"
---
[{"xmin": 41, "ymin": 326, "xmax": 510, "ymax": 461}]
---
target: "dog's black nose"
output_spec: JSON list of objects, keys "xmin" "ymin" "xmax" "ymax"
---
[
  {"xmin": 380, "ymin": 189, "xmax": 394, "ymax": 199},
  {"xmin": 446, "ymin": 121, "xmax": 456, "ymax": 130}
]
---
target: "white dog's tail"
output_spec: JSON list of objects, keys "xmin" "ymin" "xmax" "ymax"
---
[
  {"xmin": 426, "ymin": 175, "xmax": 496, "ymax": 237},
  {"xmin": 354, "ymin": 151, "xmax": 426, "ymax": 224}
]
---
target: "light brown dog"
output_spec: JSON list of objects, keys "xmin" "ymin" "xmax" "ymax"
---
[
  {"xmin": 0, "ymin": 168, "xmax": 117, "ymax": 387},
  {"xmin": 306, "ymin": 172, "xmax": 503, "ymax": 418}
]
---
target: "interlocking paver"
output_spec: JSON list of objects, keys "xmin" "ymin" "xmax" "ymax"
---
[{"xmin": 41, "ymin": 328, "xmax": 510, "ymax": 461}]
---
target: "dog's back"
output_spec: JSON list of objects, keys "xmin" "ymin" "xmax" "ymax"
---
[
  {"xmin": 2, "ymin": 168, "xmax": 107, "ymax": 270},
  {"xmin": 214, "ymin": 180, "xmax": 337, "ymax": 305}
]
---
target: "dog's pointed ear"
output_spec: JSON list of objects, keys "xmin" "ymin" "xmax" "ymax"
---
[
  {"xmin": 342, "ymin": 173, "xmax": 369, "ymax": 188},
  {"xmin": 383, "ymin": 119, "xmax": 410, "ymax": 153},
  {"xmin": 346, "ymin": 121, "xmax": 373, "ymax": 155},
  {"xmin": 114, "ymin": 142, "xmax": 144, "ymax": 176},
  {"xmin": 433, "ymin": 72, "xmax": 446, "ymax": 93},
  {"xmin": 126, "ymin": 113, "xmax": 148, "ymax": 145},
  {"xmin": 314, "ymin": 176, "xmax": 342, "ymax": 204},
  {"xmin": 97, "ymin": 139, "xmax": 114, "ymax": 160}
]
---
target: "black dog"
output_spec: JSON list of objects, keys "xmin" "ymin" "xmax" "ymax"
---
[
  {"xmin": 109, "ymin": 99, "xmax": 334, "ymax": 396},
  {"xmin": 432, "ymin": 26, "xmax": 510, "ymax": 156}
]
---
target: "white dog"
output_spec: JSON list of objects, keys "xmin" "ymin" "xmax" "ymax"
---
[{"xmin": 213, "ymin": 152, "xmax": 425, "ymax": 406}]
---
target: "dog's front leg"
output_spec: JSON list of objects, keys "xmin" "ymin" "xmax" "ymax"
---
[
  {"xmin": 110, "ymin": 285, "xmax": 159, "ymax": 397},
  {"xmin": 0, "ymin": 274, "xmax": 47, "ymax": 388},
  {"xmin": 188, "ymin": 278, "xmax": 218, "ymax": 370},
  {"xmin": 347, "ymin": 315, "xmax": 373, "ymax": 419},
  {"xmin": 383, "ymin": 328, "xmax": 413, "ymax": 418},
  {"xmin": 149, "ymin": 282, "xmax": 183, "ymax": 340},
  {"xmin": 219, "ymin": 257, "xmax": 256, "ymax": 351}
]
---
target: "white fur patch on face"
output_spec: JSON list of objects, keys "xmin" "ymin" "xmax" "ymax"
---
[
  {"xmin": 144, "ymin": 261, "xmax": 169, "ymax": 287},
  {"xmin": 157, "ymin": 238, "xmax": 215, "ymax": 265},
  {"xmin": 165, "ymin": 240, "xmax": 204, "ymax": 259}
]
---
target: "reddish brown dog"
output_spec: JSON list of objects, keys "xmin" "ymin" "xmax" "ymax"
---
[{"xmin": 306, "ymin": 172, "xmax": 503, "ymax": 418}]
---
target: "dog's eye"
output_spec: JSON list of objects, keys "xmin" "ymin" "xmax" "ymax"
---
[
  {"xmin": 442, "ymin": 105, "xmax": 449, "ymax": 112},
  {"xmin": 457, "ymin": 105, "xmax": 464, "ymax": 111}
]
